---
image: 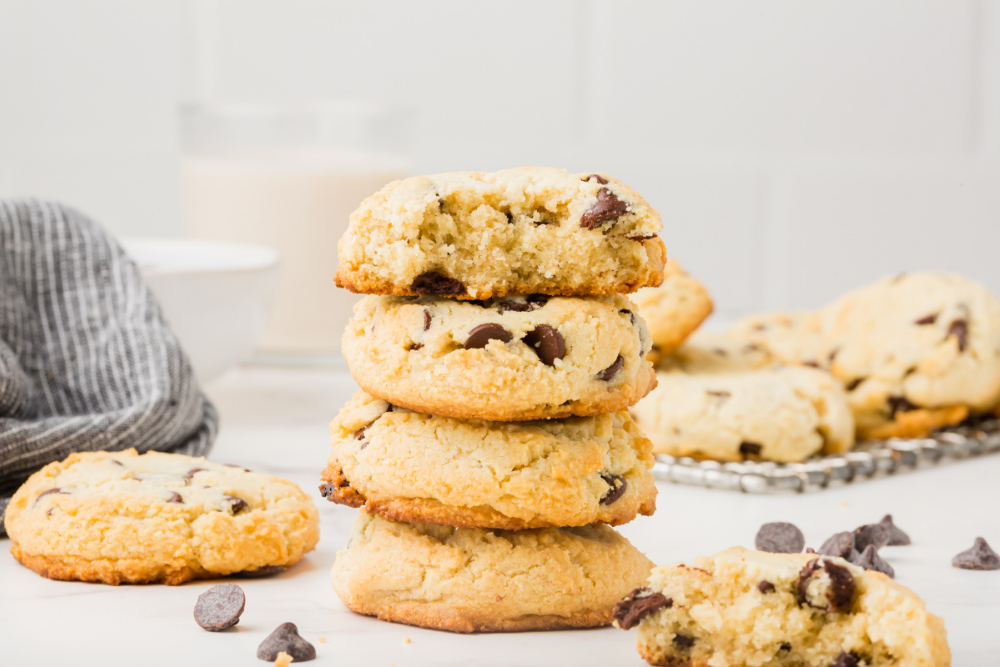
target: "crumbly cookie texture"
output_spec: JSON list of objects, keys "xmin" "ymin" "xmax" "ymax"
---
[
  {"xmin": 343, "ymin": 293, "xmax": 656, "ymax": 421},
  {"xmin": 335, "ymin": 167, "xmax": 666, "ymax": 299},
  {"xmin": 321, "ymin": 392, "xmax": 656, "ymax": 530},
  {"xmin": 818, "ymin": 272, "xmax": 1000, "ymax": 439},
  {"xmin": 632, "ymin": 261, "xmax": 714, "ymax": 365},
  {"xmin": 5, "ymin": 450, "xmax": 319, "ymax": 585},
  {"xmin": 618, "ymin": 547, "xmax": 950, "ymax": 667},
  {"xmin": 728, "ymin": 310, "xmax": 825, "ymax": 367},
  {"xmin": 656, "ymin": 331, "xmax": 777, "ymax": 374},
  {"xmin": 630, "ymin": 367, "xmax": 854, "ymax": 463},
  {"xmin": 330, "ymin": 510, "xmax": 654, "ymax": 633}
]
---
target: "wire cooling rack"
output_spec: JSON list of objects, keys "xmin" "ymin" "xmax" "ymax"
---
[{"xmin": 650, "ymin": 416, "xmax": 1000, "ymax": 493}]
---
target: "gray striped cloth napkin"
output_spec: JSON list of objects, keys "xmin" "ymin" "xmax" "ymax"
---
[{"xmin": 0, "ymin": 199, "xmax": 217, "ymax": 534}]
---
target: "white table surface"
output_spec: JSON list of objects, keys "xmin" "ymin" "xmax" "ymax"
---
[{"xmin": 3, "ymin": 365, "xmax": 999, "ymax": 666}]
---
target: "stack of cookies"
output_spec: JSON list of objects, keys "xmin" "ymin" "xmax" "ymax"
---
[{"xmin": 320, "ymin": 167, "xmax": 667, "ymax": 632}]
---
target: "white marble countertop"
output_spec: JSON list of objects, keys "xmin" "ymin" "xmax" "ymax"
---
[{"xmin": 3, "ymin": 366, "xmax": 999, "ymax": 665}]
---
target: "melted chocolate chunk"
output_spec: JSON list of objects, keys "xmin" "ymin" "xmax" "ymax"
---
[
  {"xmin": 739, "ymin": 442, "xmax": 763, "ymax": 459},
  {"xmin": 225, "ymin": 496, "xmax": 249, "ymax": 515},
  {"xmin": 673, "ymin": 634, "xmax": 695, "ymax": 649},
  {"xmin": 423, "ymin": 309, "xmax": 432, "ymax": 331},
  {"xmin": 612, "ymin": 587, "xmax": 672, "ymax": 630},
  {"xmin": 36, "ymin": 488, "xmax": 67, "ymax": 502},
  {"xmin": 818, "ymin": 532, "xmax": 857, "ymax": 560},
  {"xmin": 257, "ymin": 622, "xmax": 316, "ymax": 662},
  {"xmin": 830, "ymin": 651, "xmax": 860, "ymax": 667},
  {"xmin": 107, "ymin": 459, "xmax": 124, "ymax": 466},
  {"xmin": 887, "ymin": 396, "xmax": 918, "ymax": 418},
  {"xmin": 845, "ymin": 378, "xmax": 864, "ymax": 392},
  {"xmin": 755, "ymin": 522, "xmax": 805, "ymax": 554},
  {"xmin": 523, "ymin": 325, "xmax": 566, "ymax": 366},
  {"xmin": 319, "ymin": 482, "xmax": 337, "ymax": 499},
  {"xmin": 583, "ymin": 174, "xmax": 609, "ymax": 184},
  {"xmin": 194, "ymin": 583, "xmax": 245, "ymax": 632},
  {"xmin": 464, "ymin": 323, "xmax": 513, "ymax": 349},
  {"xmin": 853, "ymin": 523, "xmax": 889, "ymax": 552},
  {"xmin": 757, "ymin": 580, "xmax": 775, "ymax": 594},
  {"xmin": 952, "ymin": 537, "xmax": 1000, "ymax": 570},
  {"xmin": 580, "ymin": 188, "xmax": 630, "ymax": 230},
  {"xmin": 947, "ymin": 319, "xmax": 968, "ymax": 352},
  {"xmin": 497, "ymin": 301, "xmax": 533, "ymax": 313},
  {"xmin": 596, "ymin": 355, "xmax": 625, "ymax": 381},
  {"xmin": 354, "ymin": 425, "xmax": 370, "ymax": 441},
  {"xmin": 600, "ymin": 473, "xmax": 627, "ymax": 505},
  {"xmin": 625, "ymin": 233, "xmax": 657, "ymax": 241},
  {"xmin": 409, "ymin": 343, "xmax": 424, "ymax": 351},
  {"xmin": 878, "ymin": 514, "xmax": 911, "ymax": 546},
  {"xmin": 851, "ymin": 545, "xmax": 895, "ymax": 578},
  {"xmin": 184, "ymin": 467, "xmax": 206, "ymax": 481},
  {"xmin": 797, "ymin": 559, "xmax": 855, "ymax": 612},
  {"xmin": 411, "ymin": 271, "xmax": 466, "ymax": 296},
  {"xmin": 526, "ymin": 294, "xmax": 550, "ymax": 305},
  {"xmin": 166, "ymin": 492, "xmax": 184, "ymax": 504},
  {"xmin": 914, "ymin": 313, "xmax": 938, "ymax": 325}
]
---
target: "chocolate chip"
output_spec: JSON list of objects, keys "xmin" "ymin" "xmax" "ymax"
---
[
  {"xmin": 947, "ymin": 319, "xmax": 968, "ymax": 352},
  {"xmin": 818, "ymin": 532, "xmax": 857, "ymax": 560},
  {"xmin": 597, "ymin": 355, "xmax": 625, "ymax": 381},
  {"xmin": 830, "ymin": 651, "xmax": 861, "ymax": 667},
  {"xmin": 257, "ymin": 622, "xmax": 316, "ymax": 662},
  {"xmin": 523, "ymin": 325, "xmax": 565, "ymax": 366},
  {"xmin": 411, "ymin": 271, "xmax": 466, "ymax": 296},
  {"xmin": 583, "ymin": 174, "xmax": 609, "ymax": 185},
  {"xmin": 409, "ymin": 343, "xmax": 424, "ymax": 351},
  {"xmin": 853, "ymin": 523, "xmax": 889, "ymax": 552},
  {"xmin": 707, "ymin": 390, "xmax": 731, "ymax": 399},
  {"xmin": 624, "ymin": 233, "xmax": 657, "ymax": 241},
  {"xmin": 526, "ymin": 294, "xmax": 550, "ymax": 305},
  {"xmin": 612, "ymin": 587, "xmax": 672, "ymax": 630},
  {"xmin": 845, "ymin": 378, "xmax": 864, "ymax": 391},
  {"xmin": 797, "ymin": 559, "xmax": 855, "ymax": 612},
  {"xmin": 580, "ymin": 188, "xmax": 630, "ymax": 230},
  {"xmin": 319, "ymin": 482, "xmax": 336, "ymax": 499},
  {"xmin": 757, "ymin": 580, "xmax": 775, "ymax": 594},
  {"xmin": 464, "ymin": 323, "xmax": 513, "ymax": 349},
  {"xmin": 225, "ymin": 496, "xmax": 249, "ymax": 515},
  {"xmin": 915, "ymin": 313, "xmax": 938, "ymax": 325},
  {"xmin": 600, "ymin": 473, "xmax": 627, "ymax": 505},
  {"xmin": 36, "ymin": 488, "xmax": 67, "ymax": 502},
  {"xmin": 673, "ymin": 634, "xmax": 695, "ymax": 649},
  {"xmin": 952, "ymin": 537, "xmax": 1000, "ymax": 570},
  {"xmin": 755, "ymin": 522, "xmax": 805, "ymax": 554},
  {"xmin": 504, "ymin": 211, "xmax": 513, "ymax": 223},
  {"xmin": 851, "ymin": 545, "xmax": 895, "ymax": 578},
  {"xmin": 803, "ymin": 360, "xmax": 820, "ymax": 368},
  {"xmin": 184, "ymin": 467, "xmax": 206, "ymax": 481},
  {"xmin": 167, "ymin": 492, "xmax": 184, "ymax": 504},
  {"xmin": 497, "ymin": 301, "xmax": 533, "ymax": 313},
  {"xmin": 828, "ymin": 347, "xmax": 840, "ymax": 363},
  {"xmin": 887, "ymin": 396, "xmax": 918, "ymax": 417},
  {"xmin": 194, "ymin": 583, "xmax": 245, "ymax": 632},
  {"xmin": 423, "ymin": 309, "xmax": 432, "ymax": 331},
  {"xmin": 107, "ymin": 459, "xmax": 124, "ymax": 466},
  {"xmin": 354, "ymin": 425, "xmax": 370, "ymax": 441},
  {"xmin": 879, "ymin": 514, "xmax": 911, "ymax": 546},
  {"xmin": 234, "ymin": 565, "xmax": 286, "ymax": 578},
  {"xmin": 739, "ymin": 442, "xmax": 763, "ymax": 459}
]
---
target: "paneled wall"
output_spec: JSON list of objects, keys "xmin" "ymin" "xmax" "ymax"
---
[{"xmin": 1, "ymin": 0, "xmax": 998, "ymax": 319}]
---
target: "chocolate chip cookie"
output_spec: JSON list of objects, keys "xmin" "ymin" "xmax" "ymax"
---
[
  {"xmin": 727, "ymin": 310, "xmax": 825, "ymax": 367},
  {"xmin": 630, "ymin": 366, "xmax": 854, "ymax": 462},
  {"xmin": 335, "ymin": 167, "xmax": 666, "ymax": 299},
  {"xmin": 343, "ymin": 293, "xmax": 656, "ymax": 421},
  {"xmin": 631, "ymin": 260, "xmax": 713, "ymax": 365},
  {"xmin": 321, "ymin": 392, "xmax": 656, "ymax": 530},
  {"xmin": 4, "ymin": 450, "xmax": 320, "ymax": 584},
  {"xmin": 616, "ymin": 547, "xmax": 950, "ymax": 666},
  {"xmin": 330, "ymin": 510, "xmax": 654, "ymax": 633}
]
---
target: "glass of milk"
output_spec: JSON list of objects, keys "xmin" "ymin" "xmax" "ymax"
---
[{"xmin": 180, "ymin": 102, "xmax": 412, "ymax": 363}]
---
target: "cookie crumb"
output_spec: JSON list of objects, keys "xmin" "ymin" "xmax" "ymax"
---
[
  {"xmin": 316, "ymin": 637, "xmax": 326, "ymax": 644},
  {"xmin": 274, "ymin": 651, "xmax": 292, "ymax": 667},
  {"xmin": 840, "ymin": 501, "xmax": 849, "ymax": 508},
  {"xmin": 403, "ymin": 636, "xmax": 411, "ymax": 644}
]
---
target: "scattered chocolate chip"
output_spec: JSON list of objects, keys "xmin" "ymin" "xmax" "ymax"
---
[
  {"xmin": 354, "ymin": 425, "xmax": 370, "ymax": 441},
  {"xmin": 409, "ymin": 343, "xmax": 424, "ymax": 351},
  {"xmin": 319, "ymin": 482, "xmax": 336, "ymax": 499},
  {"xmin": 707, "ymin": 390, "xmax": 731, "ymax": 399},
  {"xmin": 887, "ymin": 396, "xmax": 918, "ymax": 418},
  {"xmin": 779, "ymin": 643, "xmax": 792, "ymax": 653},
  {"xmin": 756, "ymin": 522, "xmax": 805, "ymax": 554},
  {"xmin": 830, "ymin": 651, "xmax": 861, "ymax": 667},
  {"xmin": 184, "ymin": 467, "xmax": 206, "ymax": 481},
  {"xmin": 612, "ymin": 587, "xmax": 671, "ymax": 630},
  {"xmin": 411, "ymin": 271, "xmax": 466, "ymax": 296},
  {"xmin": 583, "ymin": 174, "xmax": 609, "ymax": 185},
  {"xmin": 526, "ymin": 294, "xmax": 550, "ymax": 305},
  {"xmin": 915, "ymin": 313, "xmax": 938, "ymax": 325},
  {"xmin": 166, "ymin": 492, "xmax": 184, "ymax": 504},
  {"xmin": 423, "ymin": 309, "xmax": 432, "ymax": 331},
  {"xmin": 36, "ymin": 488, "xmax": 67, "ymax": 502},
  {"xmin": 803, "ymin": 360, "xmax": 820, "ymax": 368},
  {"xmin": 504, "ymin": 211, "xmax": 513, "ymax": 223},
  {"xmin": 464, "ymin": 323, "xmax": 513, "ymax": 349},
  {"xmin": 257, "ymin": 622, "xmax": 316, "ymax": 662},
  {"xmin": 107, "ymin": 459, "xmax": 124, "ymax": 466},
  {"xmin": 672, "ymin": 634, "xmax": 695, "ymax": 649},
  {"xmin": 851, "ymin": 545, "xmax": 895, "ymax": 578},
  {"xmin": 952, "ymin": 537, "xmax": 1000, "ymax": 570},
  {"xmin": 580, "ymin": 188, "xmax": 630, "ymax": 230},
  {"xmin": 878, "ymin": 514, "xmax": 911, "ymax": 546},
  {"xmin": 225, "ymin": 496, "xmax": 249, "ymax": 515},
  {"xmin": 600, "ymin": 473, "xmax": 627, "ymax": 505},
  {"xmin": 497, "ymin": 301, "xmax": 533, "ymax": 313},
  {"xmin": 947, "ymin": 319, "xmax": 968, "ymax": 352},
  {"xmin": 596, "ymin": 355, "xmax": 625, "ymax": 381},
  {"xmin": 818, "ymin": 532, "xmax": 857, "ymax": 560},
  {"xmin": 234, "ymin": 565, "xmax": 286, "ymax": 578},
  {"xmin": 523, "ymin": 325, "xmax": 566, "ymax": 366},
  {"xmin": 758, "ymin": 580, "xmax": 775, "ymax": 594},
  {"xmin": 853, "ymin": 523, "xmax": 889, "ymax": 552},
  {"xmin": 845, "ymin": 378, "xmax": 864, "ymax": 392},
  {"xmin": 625, "ymin": 233, "xmax": 657, "ymax": 241},
  {"xmin": 739, "ymin": 442, "xmax": 763, "ymax": 459},
  {"xmin": 194, "ymin": 583, "xmax": 245, "ymax": 632},
  {"xmin": 797, "ymin": 559, "xmax": 855, "ymax": 612}
]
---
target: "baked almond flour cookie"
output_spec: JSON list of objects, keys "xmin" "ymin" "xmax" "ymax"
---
[
  {"xmin": 630, "ymin": 367, "xmax": 854, "ymax": 462},
  {"xmin": 321, "ymin": 392, "xmax": 657, "ymax": 530},
  {"xmin": 335, "ymin": 167, "xmax": 666, "ymax": 299},
  {"xmin": 655, "ymin": 331, "xmax": 777, "ymax": 374},
  {"xmin": 727, "ymin": 310, "xmax": 825, "ymax": 367},
  {"xmin": 615, "ymin": 547, "xmax": 950, "ymax": 667},
  {"xmin": 330, "ymin": 510, "xmax": 654, "ymax": 633},
  {"xmin": 631, "ymin": 261, "xmax": 714, "ymax": 365},
  {"xmin": 4, "ymin": 450, "xmax": 319, "ymax": 585},
  {"xmin": 818, "ymin": 272, "xmax": 1000, "ymax": 439},
  {"xmin": 343, "ymin": 293, "xmax": 656, "ymax": 421}
]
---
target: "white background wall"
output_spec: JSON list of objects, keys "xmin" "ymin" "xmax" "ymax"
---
[{"xmin": 1, "ymin": 0, "xmax": 998, "ymax": 320}]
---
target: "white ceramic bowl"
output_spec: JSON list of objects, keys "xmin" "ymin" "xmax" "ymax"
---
[{"xmin": 120, "ymin": 237, "xmax": 279, "ymax": 383}]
